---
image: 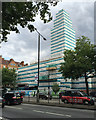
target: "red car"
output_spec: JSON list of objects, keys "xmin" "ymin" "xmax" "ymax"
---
[{"xmin": 61, "ymin": 90, "xmax": 94, "ymax": 105}]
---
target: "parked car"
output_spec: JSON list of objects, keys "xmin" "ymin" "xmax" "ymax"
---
[
  {"xmin": 61, "ymin": 90, "xmax": 95, "ymax": 105},
  {"xmin": 14, "ymin": 92, "xmax": 24, "ymax": 102},
  {"xmin": 4, "ymin": 92, "xmax": 22, "ymax": 105},
  {"xmin": 39, "ymin": 93, "xmax": 52, "ymax": 100},
  {"xmin": 0, "ymin": 96, "xmax": 5, "ymax": 108}
]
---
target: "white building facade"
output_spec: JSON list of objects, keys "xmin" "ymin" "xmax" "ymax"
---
[{"xmin": 17, "ymin": 9, "xmax": 96, "ymax": 92}]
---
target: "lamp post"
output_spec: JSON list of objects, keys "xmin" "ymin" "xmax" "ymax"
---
[
  {"xmin": 35, "ymin": 28, "xmax": 46, "ymax": 103},
  {"xmin": 48, "ymin": 70, "xmax": 50, "ymax": 103}
]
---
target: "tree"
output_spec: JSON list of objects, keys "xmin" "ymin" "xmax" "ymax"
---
[
  {"xmin": 2, "ymin": 68, "xmax": 17, "ymax": 89},
  {"xmin": 59, "ymin": 36, "xmax": 96, "ymax": 95},
  {"xmin": 52, "ymin": 83, "xmax": 60, "ymax": 95},
  {"xmin": 1, "ymin": 1, "xmax": 59, "ymax": 42}
]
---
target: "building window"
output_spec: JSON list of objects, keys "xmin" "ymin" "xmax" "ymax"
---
[{"xmin": 11, "ymin": 63, "xmax": 16, "ymax": 66}]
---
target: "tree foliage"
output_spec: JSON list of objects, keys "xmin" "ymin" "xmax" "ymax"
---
[
  {"xmin": 52, "ymin": 83, "xmax": 60, "ymax": 94},
  {"xmin": 59, "ymin": 36, "xmax": 96, "ymax": 95},
  {"xmin": 2, "ymin": 68, "xmax": 17, "ymax": 88},
  {"xmin": 1, "ymin": 1, "xmax": 59, "ymax": 42}
]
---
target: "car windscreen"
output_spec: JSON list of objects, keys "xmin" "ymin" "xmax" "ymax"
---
[
  {"xmin": 15, "ymin": 93, "xmax": 20, "ymax": 97},
  {"xmin": 80, "ymin": 91, "xmax": 88, "ymax": 96},
  {"xmin": 5, "ymin": 93, "xmax": 14, "ymax": 98}
]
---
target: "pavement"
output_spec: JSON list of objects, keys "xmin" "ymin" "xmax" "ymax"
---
[{"xmin": 23, "ymin": 96, "xmax": 96, "ymax": 110}]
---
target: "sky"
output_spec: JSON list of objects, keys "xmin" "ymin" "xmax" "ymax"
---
[{"xmin": 0, "ymin": 0, "xmax": 95, "ymax": 64}]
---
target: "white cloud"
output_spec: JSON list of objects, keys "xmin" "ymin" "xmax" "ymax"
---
[{"xmin": 0, "ymin": 1, "xmax": 94, "ymax": 64}]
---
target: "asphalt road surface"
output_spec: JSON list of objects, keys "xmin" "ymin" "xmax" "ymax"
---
[{"xmin": 2, "ymin": 103, "xmax": 95, "ymax": 119}]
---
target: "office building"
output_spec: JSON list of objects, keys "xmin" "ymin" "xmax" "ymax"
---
[{"xmin": 17, "ymin": 9, "xmax": 96, "ymax": 93}]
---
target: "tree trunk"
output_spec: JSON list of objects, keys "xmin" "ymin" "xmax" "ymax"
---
[{"xmin": 85, "ymin": 72, "xmax": 89, "ymax": 95}]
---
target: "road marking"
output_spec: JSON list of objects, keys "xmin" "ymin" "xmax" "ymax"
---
[
  {"xmin": 33, "ymin": 110, "xmax": 45, "ymax": 113},
  {"xmin": 5, "ymin": 106, "xmax": 22, "ymax": 110},
  {"xmin": 33, "ymin": 110, "xmax": 71, "ymax": 118},
  {"xmin": 22, "ymin": 103, "xmax": 94, "ymax": 113},
  {"xmin": 46, "ymin": 112, "xmax": 71, "ymax": 117}
]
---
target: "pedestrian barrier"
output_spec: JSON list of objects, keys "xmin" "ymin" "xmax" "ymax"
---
[{"xmin": 22, "ymin": 95, "xmax": 96, "ymax": 110}]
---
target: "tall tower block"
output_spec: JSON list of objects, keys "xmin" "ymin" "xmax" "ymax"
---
[{"xmin": 51, "ymin": 9, "xmax": 76, "ymax": 57}]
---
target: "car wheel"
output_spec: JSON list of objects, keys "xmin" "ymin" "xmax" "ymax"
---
[
  {"xmin": 64, "ymin": 99, "xmax": 68, "ymax": 104},
  {"xmin": 83, "ymin": 100, "xmax": 89, "ymax": 105},
  {"xmin": 45, "ymin": 97, "xmax": 47, "ymax": 100},
  {"xmin": 42, "ymin": 97, "xmax": 44, "ymax": 99},
  {"xmin": 2, "ymin": 104, "xmax": 4, "ymax": 108},
  {"xmin": 18, "ymin": 102, "xmax": 21, "ymax": 105},
  {"xmin": 7, "ymin": 101, "xmax": 11, "ymax": 105},
  {"xmin": 90, "ymin": 101, "xmax": 94, "ymax": 105}
]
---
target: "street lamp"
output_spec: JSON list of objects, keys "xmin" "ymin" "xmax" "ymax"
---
[
  {"xmin": 48, "ymin": 70, "xmax": 50, "ymax": 103},
  {"xmin": 35, "ymin": 28, "xmax": 46, "ymax": 103}
]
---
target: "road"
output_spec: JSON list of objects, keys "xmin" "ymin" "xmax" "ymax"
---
[{"xmin": 2, "ymin": 103, "xmax": 95, "ymax": 119}]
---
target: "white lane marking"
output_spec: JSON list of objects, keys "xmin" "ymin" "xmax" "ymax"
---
[
  {"xmin": 46, "ymin": 112, "xmax": 71, "ymax": 117},
  {"xmin": 5, "ymin": 106, "xmax": 22, "ymax": 110},
  {"xmin": 22, "ymin": 103, "xmax": 94, "ymax": 113},
  {"xmin": 33, "ymin": 110, "xmax": 45, "ymax": 113},
  {"xmin": 33, "ymin": 110, "xmax": 71, "ymax": 118}
]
